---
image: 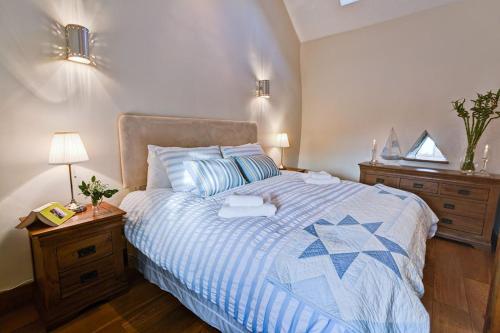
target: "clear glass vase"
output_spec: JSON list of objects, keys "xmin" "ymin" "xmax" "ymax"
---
[
  {"xmin": 460, "ymin": 144, "xmax": 477, "ymax": 174},
  {"xmin": 91, "ymin": 198, "xmax": 101, "ymax": 215}
]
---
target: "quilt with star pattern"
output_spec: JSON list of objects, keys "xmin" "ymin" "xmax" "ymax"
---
[{"xmin": 122, "ymin": 172, "xmax": 437, "ymax": 333}]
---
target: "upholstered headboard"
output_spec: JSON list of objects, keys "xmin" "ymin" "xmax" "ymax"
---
[{"xmin": 118, "ymin": 114, "xmax": 258, "ymax": 189}]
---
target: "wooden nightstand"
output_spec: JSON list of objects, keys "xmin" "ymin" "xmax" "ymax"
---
[
  {"xmin": 26, "ymin": 202, "xmax": 128, "ymax": 328},
  {"xmin": 283, "ymin": 166, "xmax": 307, "ymax": 173}
]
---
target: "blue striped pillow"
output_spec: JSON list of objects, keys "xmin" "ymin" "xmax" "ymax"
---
[
  {"xmin": 184, "ymin": 159, "xmax": 246, "ymax": 197},
  {"xmin": 220, "ymin": 143, "xmax": 264, "ymax": 158},
  {"xmin": 234, "ymin": 155, "xmax": 281, "ymax": 183},
  {"xmin": 151, "ymin": 145, "xmax": 222, "ymax": 192}
]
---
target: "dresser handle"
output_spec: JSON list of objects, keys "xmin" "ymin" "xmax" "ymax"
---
[
  {"xmin": 443, "ymin": 203, "xmax": 455, "ymax": 210},
  {"xmin": 77, "ymin": 245, "xmax": 96, "ymax": 258},
  {"xmin": 376, "ymin": 178, "xmax": 385, "ymax": 184},
  {"xmin": 441, "ymin": 218, "xmax": 453, "ymax": 225},
  {"xmin": 458, "ymin": 189, "xmax": 471, "ymax": 196},
  {"xmin": 413, "ymin": 183, "xmax": 424, "ymax": 189},
  {"xmin": 80, "ymin": 270, "xmax": 98, "ymax": 284}
]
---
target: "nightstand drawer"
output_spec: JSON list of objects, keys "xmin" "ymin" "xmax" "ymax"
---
[
  {"xmin": 59, "ymin": 256, "xmax": 116, "ymax": 299},
  {"xmin": 421, "ymin": 195, "xmax": 486, "ymax": 219},
  {"xmin": 400, "ymin": 178, "xmax": 438, "ymax": 194},
  {"xmin": 438, "ymin": 213, "xmax": 484, "ymax": 235},
  {"xmin": 57, "ymin": 232, "xmax": 113, "ymax": 271},
  {"xmin": 440, "ymin": 183, "xmax": 489, "ymax": 201},
  {"xmin": 364, "ymin": 173, "xmax": 400, "ymax": 187}
]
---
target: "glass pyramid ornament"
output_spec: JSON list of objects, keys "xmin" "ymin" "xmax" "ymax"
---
[{"xmin": 381, "ymin": 128, "xmax": 402, "ymax": 160}]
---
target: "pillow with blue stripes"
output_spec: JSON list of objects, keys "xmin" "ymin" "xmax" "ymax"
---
[
  {"xmin": 234, "ymin": 155, "xmax": 281, "ymax": 183},
  {"xmin": 220, "ymin": 143, "xmax": 264, "ymax": 158},
  {"xmin": 184, "ymin": 158, "xmax": 246, "ymax": 197},
  {"xmin": 151, "ymin": 145, "xmax": 222, "ymax": 192}
]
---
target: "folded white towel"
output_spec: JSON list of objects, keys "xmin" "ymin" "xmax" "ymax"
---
[
  {"xmin": 307, "ymin": 171, "xmax": 332, "ymax": 181},
  {"xmin": 218, "ymin": 203, "xmax": 277, "ymax": 218},
  {"xmin": 225, "ymin": 194, "xmax": 264, "ymax": 207},
  {"xmin": 304, "ymin": 177, "xmax": 341, "ymax": 185},
  {"xmin": 302, "ymin": 172, "xmax": 341, "ymax": 185}
]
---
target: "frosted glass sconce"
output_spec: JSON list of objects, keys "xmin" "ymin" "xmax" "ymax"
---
[
  {"xmin": 256, "ymin": 80, "xmax": 270, "ymax": 98},
  {"xmin": 65, "ymin": 24, "xmax": 90, "ymax": 64}
]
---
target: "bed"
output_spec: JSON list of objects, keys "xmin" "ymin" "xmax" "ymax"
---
[{"xmin": 118, "ymin": 115, "xmax": 438, "ymax": 333}]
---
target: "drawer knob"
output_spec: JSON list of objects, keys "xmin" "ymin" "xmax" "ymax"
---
[
  {"xmin": 458, "ymin": 189, "xmax": 471, "ymax": 196},
  {"xmin": 80, "ymin": 270, "xmax": 98, "ymax": 284},
  {"xmin": 376, "ymin": 178, "xmax": 385, "ymax": 184},
  {"xmin": 441, "ymin": 218, "xmax": 453, "ymax": 225},
  {"xmin": 77, "ymin": 245, "xmax": 96, "ymax": 258},
  {"xmin": 443, "ymin": 203, "xmax": 455, "ymax": 210},
  {"xmin": 413, "ymin": 183, "xmax": 424, "ymax": 189}
]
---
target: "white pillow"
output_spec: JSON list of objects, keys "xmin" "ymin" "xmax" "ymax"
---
[
  {"xmin": 151, "ymin": 145, "xmax": 222, "ymax": 192},
  {"xmin": 220, "ymin": 143, "xmax": 265, "ymax": 158},
  {"xmin": 146, "ymin": 146, "xmax": 171, "ymax": 190}
]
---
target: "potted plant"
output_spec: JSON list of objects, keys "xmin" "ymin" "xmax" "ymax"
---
[
  {"xmin": 79, "ymin": 176, "xmax": 119, "ymax": 212},
  {"xmin": 452, "ymin": 89, "xmax": 500, "ymax": 174}
]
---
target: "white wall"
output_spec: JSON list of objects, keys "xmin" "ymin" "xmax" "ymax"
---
[
  {"xmin": 299, "ymin": 0, "xmax": 500, "ymax": 180},
  {"xmin": 0, "ymin": 0, "xmax": 301, "ymax": 291}
]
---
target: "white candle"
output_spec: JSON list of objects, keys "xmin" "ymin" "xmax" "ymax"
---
[
  {"xmin": 483, "ymin": 144, "xmax": 489, "ymax": 159},
  {"xmin": 372, "ymin": 139, "xmax": 377, "ymax": 150}
]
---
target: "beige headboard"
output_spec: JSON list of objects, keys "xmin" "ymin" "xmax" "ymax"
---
[{"xmin": 118, "ymin": 114, "xmax": 258, "ymax": 189}]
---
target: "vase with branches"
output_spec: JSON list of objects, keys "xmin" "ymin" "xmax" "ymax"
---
[
  {"xmin": 452, "ymin": 89, "xmax": 500, "ymax": 173},
  {"xmin": 79, "ymin": 176, "xmax": 119, "ymax": 212}
]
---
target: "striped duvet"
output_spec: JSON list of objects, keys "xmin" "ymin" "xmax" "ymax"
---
[{"xmin": 121, "ymin": 172, "xmax": 437, "ymax": 333}]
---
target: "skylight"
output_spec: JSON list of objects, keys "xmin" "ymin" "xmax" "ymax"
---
[
  {"xmin": 340, "ymin": 0, "xmax": 359, "ymax": 6},
  {"xmin": 404, "ymin": 131, "xmax": 448, "ymax": 163}
]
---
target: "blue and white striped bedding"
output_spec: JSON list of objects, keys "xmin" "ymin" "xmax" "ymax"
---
[
  {"xmin": 185, "ymin": 158, "xmax": 246, "ymax": 197},
  {"xmin": 235, "ymin": 155, "xmax": 281, "ymax": 183},
  {"xmin": 121, "ymin": 172, "xmax": 437, "ymax": 333},
  {"xmin": 150, "ymin": 145, "xmax": 222, "ymax": 192},
  {"xmin": 221, "ymin": 143, "xmax": 265, "ymax": 158}
]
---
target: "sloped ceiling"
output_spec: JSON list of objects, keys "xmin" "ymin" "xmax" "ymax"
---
[{"xmin": 284, "ymin": 0, "xmax": 461, "ymax": 42}]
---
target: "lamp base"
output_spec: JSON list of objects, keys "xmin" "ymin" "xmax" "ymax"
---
[{"xmin": 66, "ymin": 201, "xmax": 87, "ymax": 213}]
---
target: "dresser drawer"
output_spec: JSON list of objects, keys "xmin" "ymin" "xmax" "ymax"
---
[
  {"xmin": 364, "ymin": 173, "xmax": 400, "ymax": 187},
  {"xmin": 400, "ymin": 178, "xmax": 438, "ymax": 194},
  {"xmin": 56, "ymin": 232, "xmax": 113, "ymax": 271},
  {"xmin": 59, "ymin": 256, "xmax": 116, "ymax": 299},
  {"xmin": 439, "ymin": 183, "xmax": 489, "ymax": 201},
  {"xmin": 438, "ymin": 213, "xmax": 484, "ymax": 235},
  {"xmin": 421, "ymin": 195, "xmax": 487, "ymax": 219}
]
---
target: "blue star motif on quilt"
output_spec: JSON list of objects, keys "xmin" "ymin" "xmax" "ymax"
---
[
  {"xmin": 363, "ymin": 251, "xmax": 402, "ymax": 278},
  {"xmin": 379, "ymin": 190, "xmax": 407, "ymax": 200},
  {"xmin": 304, "ymin": 224, "xmax": 319, "ymax": 237},
  {"xmin": 299, "ymin": 215, "xmax": 408, "ymax": 279},
  {"xmin": 330, "ymin": 253, "xmax": 359, "ymax": 279},
  {"xmin": 299, "ymin": 239, "xmax": 329, "ymax": 258},
  {"xmin": 337, "ymin": 215, "xmax": 359, "ymax": 225}
]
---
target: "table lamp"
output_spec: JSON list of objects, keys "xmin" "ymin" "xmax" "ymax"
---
[
  {"xmin": 277, "ymin": 133, "xmax": 290, "ymax": 170},
  {"xmin": 49, "ymin": 132, "xmax": 89, "ymax": 212}
]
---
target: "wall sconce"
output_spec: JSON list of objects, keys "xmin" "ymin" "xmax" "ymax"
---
[
  {"xmin": 65, "ymin": 24, "xmax": 90, "ymax": 64},
  {"xmin": 256, "ymin": 80, "xmax": 270, "ymax": 98}
]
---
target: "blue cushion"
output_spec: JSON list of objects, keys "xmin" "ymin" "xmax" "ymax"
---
[
  {"xmin": 234, "ymin": 155, "xmax": 281, "ymax": 183},
  {"xmin": 220, "ymin": 143, "xmax": 264, "ymax": 158},
  {"xmin": 152, "ymin": 145, "xmax": 222, "ymax": 192},
  {"xmin": 184, "ymin": 158, "xmax": 246, "ymax": 197}
]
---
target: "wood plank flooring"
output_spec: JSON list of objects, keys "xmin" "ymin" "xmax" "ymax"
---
[{"xmin": 0, "ymin": 238, "xmax": 493, "ymax": 333}]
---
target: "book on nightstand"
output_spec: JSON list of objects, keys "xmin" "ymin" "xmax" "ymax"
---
[{"xmin": 16, "ymin": 202, "xmax": 75, "ymax": 229}]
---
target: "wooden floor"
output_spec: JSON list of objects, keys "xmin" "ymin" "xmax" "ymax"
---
[{"xmin": 0, "ymin": 238, "xmax": 493, "ymax": 333}]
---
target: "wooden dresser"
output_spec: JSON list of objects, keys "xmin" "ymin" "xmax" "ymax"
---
[
  {"xmin": 27, "ymin": 202, "xmax": 128, "ymax": 328},
  {"xmin": 359, "ymin": 162, "xmax": 500, "ymax": 250}
]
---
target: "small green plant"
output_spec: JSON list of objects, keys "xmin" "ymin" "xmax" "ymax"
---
[
  {"xmin": 452, "ymin": 89, "xmax": 500, "ymax": 172},
  {"xmin": 79, "ymin": 176, "xmax": 119, "ymax": 207}
]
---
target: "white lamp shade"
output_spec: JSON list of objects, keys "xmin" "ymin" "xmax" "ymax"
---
[
  {"xmin": 277, "ymin": 133, "xmax": 290, "ymax": 148},
  {"xmin": 49, "ymin": 132, "xmax": 89, "ymax": 164}
]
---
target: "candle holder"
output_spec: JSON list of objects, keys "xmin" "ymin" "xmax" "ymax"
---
[
  {"xmin": 479, "ymin": 157, "xmax": 489, "ymax": 176},
  {"xmin": 370, "ymin": 148, "xmax": 378, "ymax": 165}
]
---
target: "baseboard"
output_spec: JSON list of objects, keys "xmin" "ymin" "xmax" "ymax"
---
[{"xmin": 0, "ymin": 281, "xmax": 35, "ymax": 314}]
